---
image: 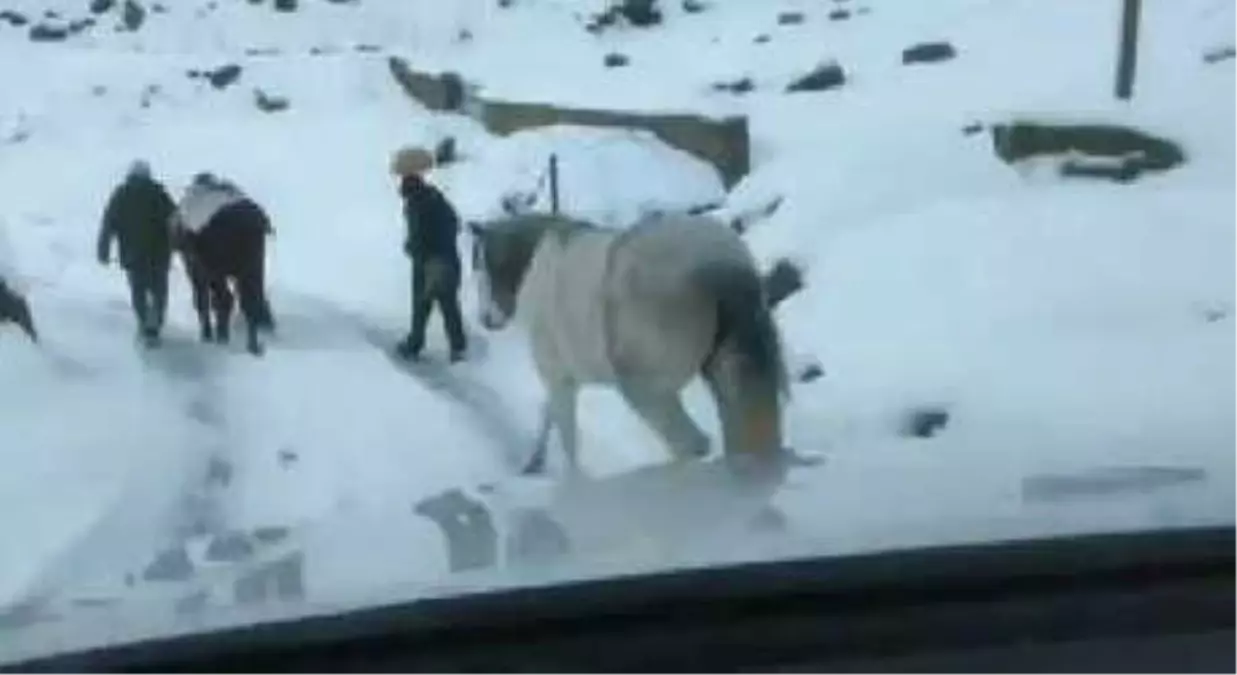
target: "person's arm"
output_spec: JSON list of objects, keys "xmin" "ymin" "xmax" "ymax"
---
[{"xmin": 97, "ymin": 190, "xmax": 120, "ymax": 264}]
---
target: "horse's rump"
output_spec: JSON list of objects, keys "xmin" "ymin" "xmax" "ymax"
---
[{"xmin": 190, "ymin": 200, "xmax": 268, "ymax": 277}]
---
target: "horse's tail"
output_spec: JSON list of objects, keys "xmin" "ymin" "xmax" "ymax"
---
[{"xmin": 697, "ymin": 260, "xmax": 788, "ymax": 464}]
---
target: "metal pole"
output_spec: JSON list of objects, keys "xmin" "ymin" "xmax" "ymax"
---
[
  {"xmin": 549, "ymin": 154, "xmax": 560, "ymax": 214},
  {"xmin": 1115, "ymin": 0, "xmax": 1141, "ymax": 100}
]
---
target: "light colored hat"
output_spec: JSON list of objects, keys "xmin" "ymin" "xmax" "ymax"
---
[{"xmin": 391, "ymin": 146, "xmax": 434, "ymax": 177}]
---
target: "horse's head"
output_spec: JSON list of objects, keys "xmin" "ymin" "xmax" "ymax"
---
[{"xmin": 469, "ymin": 215, "xmax": 564, "ymax": 331}]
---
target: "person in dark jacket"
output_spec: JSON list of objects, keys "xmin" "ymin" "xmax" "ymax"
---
[
  {"xmin": 391, "ymin": 147, "xmax": 467, "ymax": 362},
  {"xmin": 97, "ymin": 160, "xmax": 177, "ymax": 345}
]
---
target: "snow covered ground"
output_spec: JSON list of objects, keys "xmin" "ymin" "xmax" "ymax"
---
[{"xmin": 0, "ymin": 0, "xmax": 1233, "ymax": 659}]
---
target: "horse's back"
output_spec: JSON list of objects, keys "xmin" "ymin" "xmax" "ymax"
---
[
  {"xmin": 607, "ymin": 214, "xmax": 755, "ymax": 386},
  {"xmin": 193, "ymin": 199, "xmax": 268, "ymax": 278}
]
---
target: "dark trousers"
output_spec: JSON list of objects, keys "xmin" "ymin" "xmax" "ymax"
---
[
  {"xmin": 406, "ymin": 257, "xmax": 466, "ymax": 355},
  {"xmin": 125, "ymin": 262, "xmax": 169, "ymax": 335}
]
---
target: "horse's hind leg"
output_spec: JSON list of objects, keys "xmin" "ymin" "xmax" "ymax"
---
[
  {"xmin": 210, "ymin": 278, "xmax": 234, "ymax": 344},
  {"xmin": 618, "ymin": 379, "xmax": 711, "ymax": 462},
  {"xmin": 237, "ymin": 273, "xmax": 265, "ymax": 356}
]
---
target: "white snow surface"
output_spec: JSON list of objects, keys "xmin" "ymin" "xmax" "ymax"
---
[{"xmin": 0, "ymin": 0, "xmax": 1233, "ymax": 660}]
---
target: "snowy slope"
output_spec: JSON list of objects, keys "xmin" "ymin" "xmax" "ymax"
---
[{"xmin": 1, "ymin": 0, "xmax": 1233, "ymax": 658}]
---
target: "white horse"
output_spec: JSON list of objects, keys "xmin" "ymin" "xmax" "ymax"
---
[{"xmin": 469, "ymin": 212, "xmax": 795, "ymax": 480}]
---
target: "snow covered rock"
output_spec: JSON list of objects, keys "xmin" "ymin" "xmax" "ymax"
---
[
  {"xmin": 786, "ymin": 61, "xmax": 846, "ymax": 93},
  {"xmin": 991, "ymin": 121, "xmax": 1186, "ymax": 182},
  {"xmin": 442, "ymin": 125, "xmax": 725, "ymax": 228}
]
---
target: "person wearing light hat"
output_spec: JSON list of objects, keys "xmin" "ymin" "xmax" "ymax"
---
[{"xmin": 391, "ymin": 146, "xmax": 467, "ymax": 362}]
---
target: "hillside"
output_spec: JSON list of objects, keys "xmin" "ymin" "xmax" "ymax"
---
[{"xmin": 0, "ymin": 0, "xmax": 1233, "ymax": 656}]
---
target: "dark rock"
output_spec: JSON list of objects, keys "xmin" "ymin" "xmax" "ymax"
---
[
  {"xmin": 584, "ymin": 8, "xmax": 617, "ymax": 33},
  {"xmin": 206, "ymin": 63, "xmax": 243, "ymax": 89},
  {"xmin": 753, "ymin": 33, "xmax": 770, "ymax": 44},
  {"xmin": 354, "ymin": 43, "xmax": 380, "ymax": 53},
  {"xmin": 901, "ymin": 407, "xmax": 950, "ymax": 439},
  {"xmin": 139, "ymin": 84, "xmax": 160, "ymax": 108},
  {"xmin": 618, "ymin": 0, "xmax": 661, "ymax": 26},
  {"xmin": 68, "ymin": 18, "xmax": 96, "ymax": 34},
  {"xmin": 206, "ymin": 532, "xmax": 256, "ymax": 562},
  {"xmin": 254, "ymin": 88, "xmax": 290, "ymax": 113},
  {"xmin": 903, "ymin": 41, "xmax": 956, "ymax": 65},
  {"xmin": 991, "ymin": 121, "xmax": 1185, "ymax": 182},
  {"xmin": 28, "ymin": 23, "xmax": 69, "ymax": 41},
  {"xmin": 91, "ymin": 84, "xmax": 108, "ymax": 96},
  {"xmin": 962, "ymin": 121, "xmax": 984, "ymax": 136},
  {"xmin": 44, "ymin": 10, "xmax": 61, "ymax": 19},
  {"xmin": 434, "ymin": 136, "xmax": 457, "ymax": 165},
  {"xmin": 253, "ymin": 526, "xmax": 290, "ymax": 544},
  {"xmin": 0, "ymin": 10, "xmax": 29, "ymax": 26},
  {"xmin": 586, "ymin": 0, "xmax": 661, "ymax": 31},
  {"xmin": 764, "ymin": 257, "xmax": 803, "ymax": 308},
  {"xmin": 143, "ymin": 546, "xmax": 193, "ymax": 582},
  {"xmin": 90, "ymin": 0, "xmax": 116, "ymax": 14},
  {"xmin": 604, "ymin": 52, "xmax": 630, "ymax": 68},
  {"xmin": 277, "ymin": 447, "xmax": 298, "ymax": 465},
  {"xmin": 778, "ymin": 11, "xmax": 804, "ymax": 25},
  {"xmin": 828, "ymin": 8, "xmax": 850, "ymax": 20},
  {"xmin": 122, "ymin": 0, "xmax": 144, "ymax": 30},
  {"xmin": 797, "ymin": 362, "xmax": 824, "ymax": 383},
  {"xmin": 686, "ymin": 201, "xmax": 722, "ymax": 215},
  {"xmin": 273, "ymin": 0, "xmax": 297, "ymax": 11},
  {"xmin": 1203, "ymin": 45, "xmax": 1235, "ymax": 64},
  {"xmin": 0, "ymin": 280, "xmax": 36, "ymax": 341},
  {"xmin": 244, "ymin": 47, "xmax": 281, "ymax": 56},
  {"xmin": 415, "ymin": 488, "xmax": 498, "ymax": 572},
  {"xmin": 682, "ymin": 0, "xmax": 706, "ymax": 13},
  {"xmin": 712, "ymin": 76, "xmax": 754, "ymax": 94},
  {"xmin": 456, "ymin": 28, "xmax": 472, "ymax": 42},
  {"xmin": 497, "ymin": 0, "xmax": 513, "ymax": 6},
  {"xmin": 151, "ymin": 3, "xmax": 166, "ymax": 13},
  {"xmin": 786, "ymin": 61, "xmax": 846, "ymax": 93},
  {"xmin": 1202, "ymin": 307, "xmax": 1228, "ymax": 323},
  {"xmin": 440, "ymin": 71, "xmax": 465, "ymax": 110},
  {"xmin": 857, "ymin": 6, "xmax": 871, "ymax": 15}
]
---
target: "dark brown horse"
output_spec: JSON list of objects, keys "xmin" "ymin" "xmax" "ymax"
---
[{"xmin": 176, "ymin": 198, "xmax": 274, "ymax": 356}]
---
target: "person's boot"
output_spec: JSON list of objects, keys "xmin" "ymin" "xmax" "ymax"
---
[
  {"xmin": 396, "ymin": 334, "xmax": 422, "ymax": 361},
  {"xmin": 142, "ymin": 325, "xmax": 161, "ymax": 348}
]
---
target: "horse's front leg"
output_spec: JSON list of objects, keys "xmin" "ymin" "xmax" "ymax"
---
[
  {"xmin": 550, "ymin": 384, "xmax": 582, "ymax": 478},
  {"xmin": 522, "ymin": 401, "xmax": 555, "ymax": 475}
]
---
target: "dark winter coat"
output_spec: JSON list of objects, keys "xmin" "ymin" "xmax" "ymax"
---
[
  {"xmin": 98, "ymin": 174, "xmax": 177, "ymax": 272},
  {"xmin": 400, "ymin": 176, "xmax": 460, "ymax": 268}
]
